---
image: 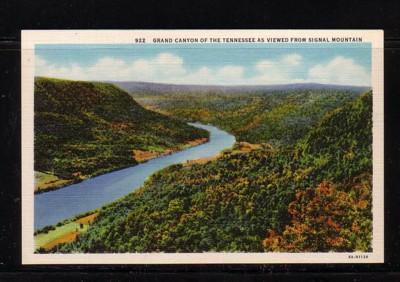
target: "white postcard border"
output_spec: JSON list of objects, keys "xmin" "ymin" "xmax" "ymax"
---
[{"xmin": 21, "ymin": 30, "xmax": 384, "ymax": 264}]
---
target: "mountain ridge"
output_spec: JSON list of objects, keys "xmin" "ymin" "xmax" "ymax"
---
[
  {"xmin": 34, "ymin": 77, "xmax": 208, "ymax": 192},
  {"xmin": 110, "ymin": 81, "xmax": 370, "ymax": 94}
]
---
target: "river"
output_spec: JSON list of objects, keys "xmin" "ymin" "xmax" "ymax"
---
[{"xmin": 34, "ymin": 123, "xmax": 236, "ymax": 230}]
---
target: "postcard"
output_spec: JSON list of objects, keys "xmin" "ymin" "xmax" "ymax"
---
[{"xmin": 21, "ymin": 30, "xmax": 384, "ymax": 264}]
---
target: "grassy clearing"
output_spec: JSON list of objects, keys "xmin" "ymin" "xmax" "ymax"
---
[
  {"xmin": 35, "ymin": 212, "xmax": 98, "ymax": 251},
  {"xmin": 42, "ymin": 231, "xmax": 80, "ymax": 250},
  {"xmin": 35, "ymin": 171, "xmax": 73, "ymax": 193}
]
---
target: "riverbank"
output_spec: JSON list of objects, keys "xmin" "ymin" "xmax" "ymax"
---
[
  {"xmin": 184, "ymin": 141, "xmax": 262, "ymax": 166},
  {"xmin": 133, "ymin": 137, "xmax": 208, "ymax": 162},
  {"xmin": 34, "ymin": 123, "xmax": 235, "ymax": 230},
  {"xmin": 35, "ymin": 171, "xmax": 76, "ymax": 194},
  {"xmin": 34, "ymin": 137, "xmax": 209, "ymax": 194}
]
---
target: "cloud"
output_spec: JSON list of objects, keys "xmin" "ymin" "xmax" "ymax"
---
[
  {"xmin": 36, "ymin": 52, "xmax": 369, "ymax": 86},
  {"xmin": 282, "ymin": 54, "xmax": 302, "ymax": 66},
  {"xmin": 250, "ymin": 53, "xmax": 304, "ymax": 84},
  {"xmin": 307, "ymin": 56, "xmax": 370, "ymax": 86},
  {"xmin": 36, "ymin": 53, "xmax": 187, "ymax": 82}
]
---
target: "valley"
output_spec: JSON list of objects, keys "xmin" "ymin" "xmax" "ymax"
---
[{"xmin": 34, "ymin": 79, "xmax": 372, "ymax": 253}]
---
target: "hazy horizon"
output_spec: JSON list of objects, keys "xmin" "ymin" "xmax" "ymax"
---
[{"xmin": 35, "ymin": 76, "xmax": 371, "ymax": 89}]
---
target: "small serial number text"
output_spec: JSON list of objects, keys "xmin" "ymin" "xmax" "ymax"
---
[{"xmin": 348, "ymin": 255, "xmax": 369, "ymax": 259}]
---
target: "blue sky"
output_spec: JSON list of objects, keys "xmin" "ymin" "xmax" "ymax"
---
[{"xmin": 35, "ymin": 43, "xmax": 371, "ymax": 86}]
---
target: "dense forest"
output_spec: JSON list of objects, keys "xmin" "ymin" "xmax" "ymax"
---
[
  {"xmin": 131, "ymin": 89, "xmax": 364, "ymax": 146},
  {"xmin": 51, "ymin": 91, "xmax": 372, "ymax": 253},
  {"xmin": 34, "ymin": 77, "xmax": 208, "ymax": 192}
]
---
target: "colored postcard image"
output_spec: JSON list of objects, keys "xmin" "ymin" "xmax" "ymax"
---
[{"xmin": 22, "ymin": 31, "xmax": 383, "ymax": 263}]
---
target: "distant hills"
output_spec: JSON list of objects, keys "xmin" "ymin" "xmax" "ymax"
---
[
  {"xmin": 128, "ymin": 84, "xmax": 367, "ymax": 146},
  {"xmin": 110, "ymin": 81, "xmax": 370, "ymax": 94}
]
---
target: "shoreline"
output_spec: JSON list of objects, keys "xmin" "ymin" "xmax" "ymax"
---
[
  {"xmin": 34, "ymin": 137, "xmax": 209, "ymax": 195},
  {"xmin": 34, "ymin": 122, "xmax": 236, "ymax": 236}
]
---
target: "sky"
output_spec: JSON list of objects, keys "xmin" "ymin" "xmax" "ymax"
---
[{"xmin": 35, "ymin": 43, "xmax": 371, "ymax": 86}]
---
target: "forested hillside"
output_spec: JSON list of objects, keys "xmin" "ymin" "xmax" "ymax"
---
[
  {"xmin": 53, "ymin": 92, "xmax": 372, "ymax": 253},
  {"xmin": 34, "ymin": 77, "xmax": 208, "ymax": 192},
  {"xmin": 131, "ymin": 89, "xmax": 365, "ymax": 146}
]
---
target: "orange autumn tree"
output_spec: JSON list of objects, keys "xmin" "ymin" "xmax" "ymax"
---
[{"xmin": 263, "ymin": 179, "xmax": 372, "ymax": 252}]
